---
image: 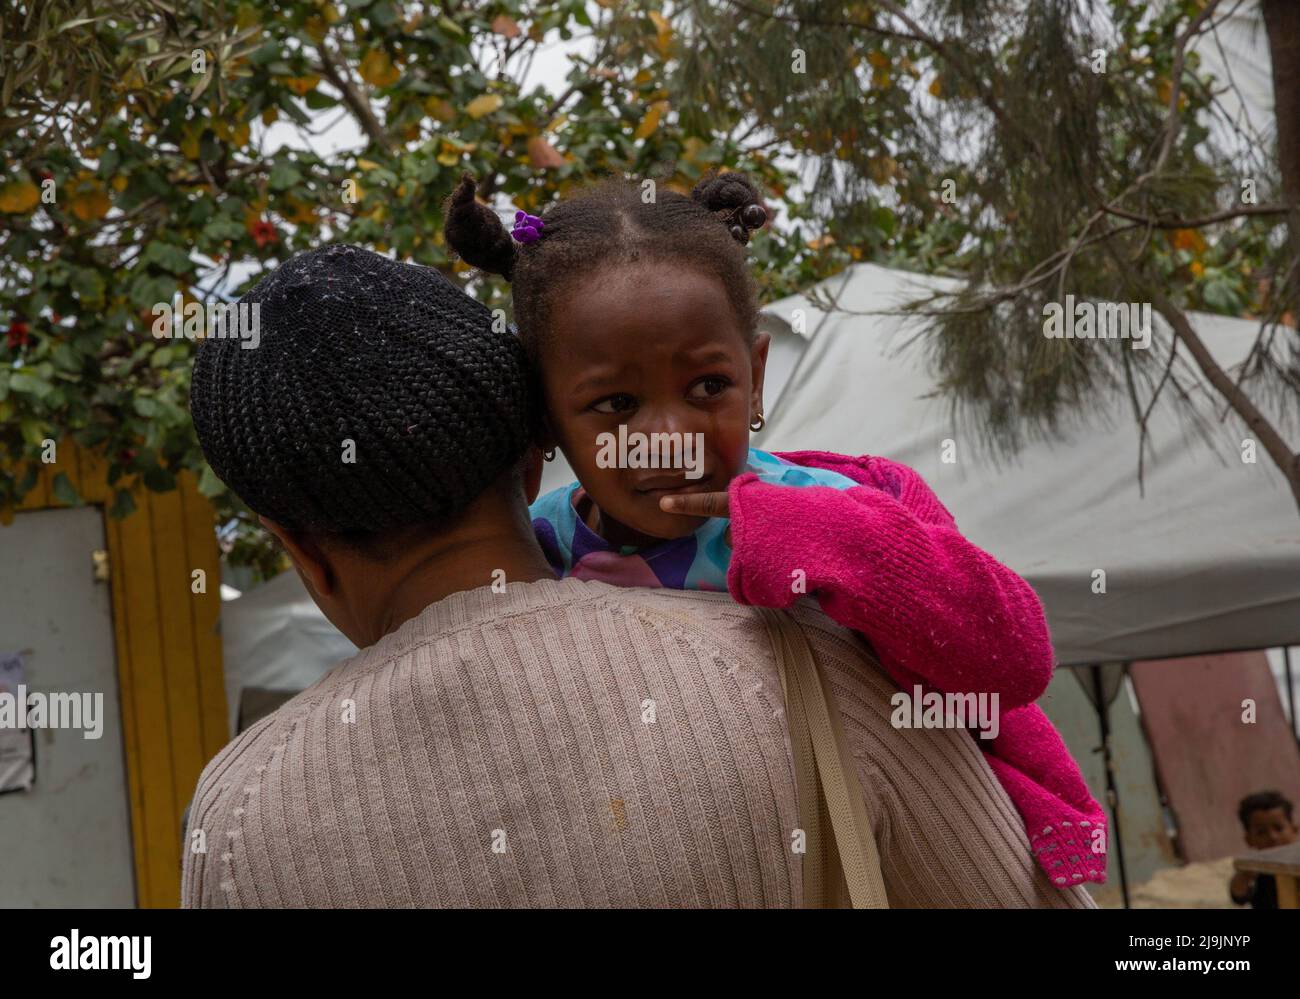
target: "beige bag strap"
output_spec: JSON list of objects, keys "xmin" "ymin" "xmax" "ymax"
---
[{"xmin": 760, "ymin": 608, "xmax": 890, "ymax": 909}]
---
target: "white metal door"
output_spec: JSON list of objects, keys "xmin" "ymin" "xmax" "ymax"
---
[{"xmin": 0, "ymin": 506, "xmax": 135, "ymax": 906}]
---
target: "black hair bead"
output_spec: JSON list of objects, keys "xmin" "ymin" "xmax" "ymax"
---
[{"xmin": 741, "ymin": 203, "xmax": 767, "ymax": 229}]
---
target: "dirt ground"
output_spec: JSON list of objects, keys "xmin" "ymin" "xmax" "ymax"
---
[{"xmin": 1090, "ymin": 856, "xmax": 1244, "ymax": 909}]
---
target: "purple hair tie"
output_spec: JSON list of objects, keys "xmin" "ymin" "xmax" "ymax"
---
[{"xmin": 512, "ymin": 210, "xmax": 544, "ymax": 244}]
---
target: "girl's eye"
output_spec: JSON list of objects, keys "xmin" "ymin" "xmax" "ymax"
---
[
  {"xmin": 688, "ymin": 376, "xmax": 732, "ymax": 399},
  {"xmin": 591, "ymin": 393, "xmax": 637, "ymax": 414}
]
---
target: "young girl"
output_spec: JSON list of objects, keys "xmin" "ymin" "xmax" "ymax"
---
[{"xmin": 445, "ymin": 170, "xmax": 1106, "ymax": 889}]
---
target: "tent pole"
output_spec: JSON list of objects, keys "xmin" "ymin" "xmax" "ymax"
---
[
  {"xmin": 1285, "ymin": 646, "xmax": 1298, "ymax": 746},
  {"xmin": 1093, "ymin": 663, "xmax": 1130, "ymax": 908}
]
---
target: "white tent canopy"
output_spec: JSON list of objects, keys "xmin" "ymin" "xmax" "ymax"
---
[{"xmin": 754, "ymin": 263, "xmax": 1300, "ymax": 666}]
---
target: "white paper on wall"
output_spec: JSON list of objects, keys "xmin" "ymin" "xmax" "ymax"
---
[{"xmin": 0, "ymin": 651, "xmax": 35, "ymax": 794}]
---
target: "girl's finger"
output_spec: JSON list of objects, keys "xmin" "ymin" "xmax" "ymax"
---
[{"xmin": 659, "ymin": 491, "xmax": 729, "ymax": 517}]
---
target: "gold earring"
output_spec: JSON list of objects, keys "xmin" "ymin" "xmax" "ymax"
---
[
  {"xmin": 749, "ymin": 412, "xmax": 765, "ymax": 432},
  {"xmin": 543, "ymin": 447, "xmax": 557, "ymax": 462}
]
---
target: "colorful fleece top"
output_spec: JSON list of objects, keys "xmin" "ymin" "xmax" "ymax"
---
[
  {"xmin": 530, "ymin": 449, "xmax": 860, "ymax": 592},
  {"xmin": 531, "ymin": 448, "xmax": 1108, "ymax": 889}
]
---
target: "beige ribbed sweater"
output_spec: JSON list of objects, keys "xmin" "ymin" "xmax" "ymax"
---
[{"xmin": 182, "ymin": 578, "xmax": 1096, "ymax": 908}]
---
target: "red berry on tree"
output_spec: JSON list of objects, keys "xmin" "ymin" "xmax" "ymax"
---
[{"xmin": 249, "ymin": 219, "xmax": 279, "ymax": 249}]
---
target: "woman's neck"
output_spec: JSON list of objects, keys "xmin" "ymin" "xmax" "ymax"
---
[
  {"xmin": 363, "ymin": 498, "xmax": 558, "ymax": 645},
  {"xmin": 376, "ymin": 538, "xmax": 555, "ymax": 641}
]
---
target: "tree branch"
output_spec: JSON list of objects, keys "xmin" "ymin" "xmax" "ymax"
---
[
  {"xmin": 1102, "ymin": 202, "xmax": 1291, "ymax": 228},
  {"xmin": 316, "ymin": 39, "xmax": 394, "ymax": 154},
  {"xmin": 1153, "ymin": 0, "xmax": 1223, "ymax": 175},
  {"xmin": 720, "ymin": 0, "xmax": 1045, "ymax": 160},
  {"xmin": 1151, "ymin": 289, "xmax": 1300, "ymax": 509}
]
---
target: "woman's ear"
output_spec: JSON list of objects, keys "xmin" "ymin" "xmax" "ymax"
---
[
  {"xmin": 259, "ymin": 515, "xmax": 334, "ymax": 598},
  {"xmin": 749, "ymin": 331, "xmax": 771, "ymax": 419}
]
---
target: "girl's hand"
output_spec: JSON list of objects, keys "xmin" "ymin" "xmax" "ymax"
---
[{"xmin": 659, "ymin": 491, "xmax": 731, "ymax": 545}]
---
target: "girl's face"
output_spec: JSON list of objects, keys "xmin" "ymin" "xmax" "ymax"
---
[{"xmin": 539, "ymin": 261, "xmax": 769, "ymax": 546}]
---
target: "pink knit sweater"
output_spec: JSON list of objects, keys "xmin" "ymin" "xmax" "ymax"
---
[{"xmin": 728, "ymin": 450, "xmax": 1108, "ymax": 887}]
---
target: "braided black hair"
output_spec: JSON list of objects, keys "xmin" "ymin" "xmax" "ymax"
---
[
  {"xmin": 190, "ymin": 244, "xmax": 535, "ymax": 539},
  {"xmin": 444, "ymin": 170, "xmax": 768, "ymax": 361}
]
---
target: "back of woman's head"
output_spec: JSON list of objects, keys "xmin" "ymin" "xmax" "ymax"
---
[
  {"xmin": 190, "ymin": 243, "xmax": 535, "ymax": 540},
  {"xmin": 443, "ymin": 170, "xmax": 767, "ymax": 359}
]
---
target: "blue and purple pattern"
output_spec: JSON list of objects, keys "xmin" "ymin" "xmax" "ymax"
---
[{"xmin": 529, "ymin": 448, "xmax": 859, "ymax": 591}]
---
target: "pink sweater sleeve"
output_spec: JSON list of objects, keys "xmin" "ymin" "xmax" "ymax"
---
[{"xmin": 725, "ymin": 457, "xmax": 1054, "ymax": 710}]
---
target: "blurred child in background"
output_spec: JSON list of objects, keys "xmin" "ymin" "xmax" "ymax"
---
[{"xmin": 1229, "ymin": 790, "xmax": 1297, "ymax": 909}]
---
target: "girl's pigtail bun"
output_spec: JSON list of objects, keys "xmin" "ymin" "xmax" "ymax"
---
[
  {"xmin": 691, "ymin": 170, "xmax": 767, "ymax": 245},
  {"xmin": 444, "ymin": 173, "xmax": 519, "ymax": 281}
]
